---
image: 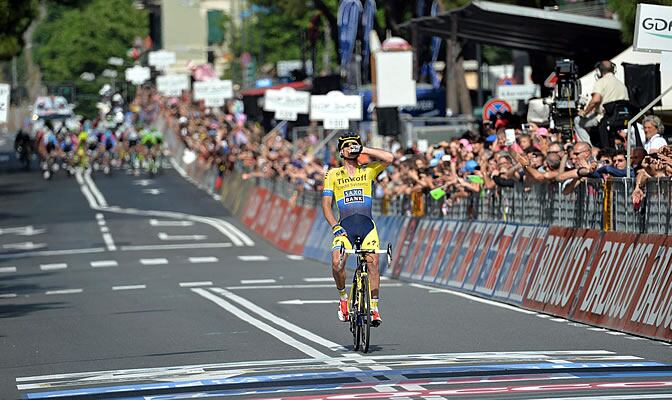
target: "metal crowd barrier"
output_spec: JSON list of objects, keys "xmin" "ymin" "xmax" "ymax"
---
[{"xmin": 256, "ymin": 176, "xmax": 670, "ymax": 234}]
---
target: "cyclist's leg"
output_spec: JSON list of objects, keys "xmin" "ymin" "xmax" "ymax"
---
[
  {"xmin": 362, "ymin": 224, "xmax": 381, "ymax": 325},
  {"xmin": 332, "ymin": 235, "xmax": 352, "ymax": 322}
]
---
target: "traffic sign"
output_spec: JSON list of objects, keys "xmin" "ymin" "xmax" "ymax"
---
[
  {"xmin": 496, "ymin": 76, "xmax": 516, "ymax": 86},
  {"xmin": 482, "ymin": 98, "xmax": 512, "ymax": 122},
  {"xmin": 544, "ymin": 72, "xmax": 558, "ymax": 88},
  {"xmin": 496, "ymin": 84, "xmax": 540, "ymax": 102}
]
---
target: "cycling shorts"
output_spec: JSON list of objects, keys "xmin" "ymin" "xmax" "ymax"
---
[{"xmin": 331, "ymin": 214, "xmax": 379, "ymax": 252}]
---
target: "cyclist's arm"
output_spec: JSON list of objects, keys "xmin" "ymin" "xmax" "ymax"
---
[
  {"xmin": 361, "ymin": 146, "xmax": 394, "ymax": 167},
  {"xmin": 322, "ymin": 195, "xmax": 338, "ymax": 228}
]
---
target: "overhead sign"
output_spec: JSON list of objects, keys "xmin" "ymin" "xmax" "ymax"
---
[
  {"xmin": 193, "ymin": 80, "xmax": 233, "ymax": 107},
  {"xmin": 157, "ymin": 74, "xmax": 190, "ymax": 97},
  {"xmin": 634, "ymin": 3, "xmax": 672, "ymax": 53},
  {"xmin": 496, "ymin": 84, "xmax": 540, "ymax": 102},
  {"xmin": 375, "ymin": 51, "xmax": 417, "ymax": 108},
  {"xmin": 148, "ymin": 50, "xmax": 177, "ymax": 70},
  {"xmin": 264, "ymin": 87, "xmax": 310, "ymax": 121},
  {"xmin": 0, "ymin": 83, "xmax": 9, "ymax": 123},
  {"xmin": 482, "ymin": 98, "xmax": 512, "ymax": 122},
  {"xmin": 125, "ymin": 65, "xmax": 150, "ymax": 85},
  {"xmin": 310, "ymin": 91, "xmax": 362, "ymax": 129}
]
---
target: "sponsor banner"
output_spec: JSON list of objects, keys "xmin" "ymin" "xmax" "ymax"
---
[
  {"xmin": 302, "ymin": 216, "xmax": 331, "ymax": 262},
  {"xmin": 241, "ymin": 187, "xmax": 268, "ymax": 227},
  {"xmin": 412, "ymin": 220, "xmax": 445, "ymax": 281},
  {"xmin": 462, "ymin": 223, "xmax": 504, "ymax": 292},
  {"xmin": 401, "ymin": 219, "xmax": 432, "ymax": 279},
  {"xmin": 249, "ymin": 190, "xmax": 275, "ymax": 234},
  {"xmin": 493, "ymin": 225, "xmax": 548, "ymax": 304},
  {"xmin": 474, "ymin": 224, "xmax": 517, "ymax": 297},
  {"xmin": 523, "ymin": 228, "xmax": 600, "ymax": 316},
  {"xmin": 287, "ymin": 207, "xmax": 317, "ymax": 255},
  {"xmin": 436, "ymin": 222, "xmax": 469, "ymax": 286},
  {"xmin": 262, "ymin": 195, "xmax": 288, "ymax": 244},
  {"xmin": 573, "ymin": 232, "xmax": 669, "ymax": 338},
  {"xmin": 446, "ymin": 222, "xmax": 488, "ymax": 288},
  {"xmin": 275, "ymin": 204, "xmax": 301, "ymax": 251},
  {"xmin": 424, "ymin": 220, "xmax": 460, "ymax": 283},
  {"xmin": 389, "ymin": 217, "xmax": 418, "ymax": 278}
]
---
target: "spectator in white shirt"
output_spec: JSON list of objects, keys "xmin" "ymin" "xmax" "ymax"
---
[{"xmin": 642, "ymin": 115, "xmax": 667, "ymax": 154}]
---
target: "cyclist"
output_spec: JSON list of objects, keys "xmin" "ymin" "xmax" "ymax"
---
[{"xmin": 322, "ymin": 132, "xmax": 393, "ymax": 327}]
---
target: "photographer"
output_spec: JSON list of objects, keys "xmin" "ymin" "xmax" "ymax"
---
[{"xmin": 576, "ymin": 61, "xmax": 629, "ymax": 148}]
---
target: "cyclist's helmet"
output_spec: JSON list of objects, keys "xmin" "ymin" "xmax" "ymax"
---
[{"xmin": 337, "ymin": 132, "xmax": 362, "ymax": 159}]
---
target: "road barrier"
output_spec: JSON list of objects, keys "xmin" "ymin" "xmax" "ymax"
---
[{"xmin": 161, "ymin": 118, "xmax": 672, "ymax": 342}]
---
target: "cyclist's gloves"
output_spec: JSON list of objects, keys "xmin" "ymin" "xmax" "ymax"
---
[
  {"xmin": 348, "ymin": 144, "xmax": 362, "ymax": 157},
  {"xmin": 332, "ymin": 224, "xmax": 346, "ymax": 237}
]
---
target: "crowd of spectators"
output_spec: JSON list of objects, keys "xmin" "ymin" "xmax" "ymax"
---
[{"xmin": 136, "ymin": 79, "xmax": 671, "ymax": 213}]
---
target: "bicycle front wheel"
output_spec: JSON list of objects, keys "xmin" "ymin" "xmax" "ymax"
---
[
  {"xmin": 360, "ymin": 274, "xmax": 371, "ymax": 353},
  {"xmin": 350, "ymin": 277, "xmax": 360, "ymax": 351}
]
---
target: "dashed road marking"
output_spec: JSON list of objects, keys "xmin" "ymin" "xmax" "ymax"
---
[
  {"xmin": 303, "ymin": 277, "xmax": 333, "ymax": 282},
  {"xmin": 238, "ymin": 255, "xmax": 269, "ymax": 261},
  {"xmin": 40, "ymin": 263, "xmax": 67, "ymax": 271},
  {"xmin": 95, "ymin": 214, "xmax": 104, "ymax": 220},
  {"xmin": 0, "ymin": 266, "xmax": 16, "ymax": 273},
  {"xmin": 0, "ymin": 293, "xmax": 17, "ymax": 298},
  {"xmin": 241, "ymin": 279, "xmax": 276, "ymax": 284},
  {"xmin": 97, "ymin": 220, "xmax": 106, "ymax": 226},
  {"xmin": 90, "ymin": 260, "xmax": 118, "ymax": 268},
  {"xmin": 100, "ymin": 226, "xmax": 109, "ymax": 233},
  {"xmin": 158, "ymin": 232, "xmax": 207, "ymax": 241},
  {"xmin": 140, "ymin": 258, "xmax": 168, "ymax": 265},
  {"xmin": 46, "ymin": 289, "xmax": 82, "ymax": 295},
  {"xmin": 188, "ymin": 256, "xmax": 218, "ymax": 263},
  {"xmin": 120, "ymin": 243, "xmax": 231, "ymax": 251},
  {"xmin": 149, "ymin": 219, "xmax": 194, "ymax": 227},
  {"xmin": 113, "ymin": 285, "xmax": 146, "ymax": 291},
  {"xmin": 287, "ymin": 255, "xmax": 304, "ymax": 260},
  {"xmin": 179, "ymin": 281, "xmax": 213, "ymax": 287},
  {"xmin": 102, "ymin": 233, "xmax": 116, "ymax": 251}
]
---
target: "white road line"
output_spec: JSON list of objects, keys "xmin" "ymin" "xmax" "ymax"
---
[
  {"xmin": 0, "ymin": 267, "xmax": 16, "ymax": 273},
  {"xmin": 238, "ymin": 255, "xmax": 269, "ymax": 261},
  {"xmin": 96, "ymin": 214, "xmax": 105, "ymax": 220},
  {"xmin": 589, "ymin": 328, "xmax": 608, "ymax": 332},
  {"xmin": 0, "ymin": 247, "xmax": 106, "ymax": 260},
  {"xmin": 102, "ymin": 233, "xmax": 116, "ymax": 251},
  {"xmin": 607, "ymin": 331, "xmax": 626, "ymax": 336},
  {"xmin": 149, "ymin": 219, "xmax": 194, "ymax": 227},
  {"xmin": 0, "ymin": 293, "xmax": 17, "ymax": 298},
  {"xmin": 40, "ymin": 263, "xmax": 67, "ymax": 271},
  {"xmin": 83, "ymin": 171, "xmax": 108, "ymax": 207},
  {"xmin": 241, "ymin": 279, "xmax": 276, "ymax": 284},
  {"xmin": 209, "ymin": 287, "xmax": 351, "ymax": 353},
  {"xmin": 113, "ymin": 285, "xmax": 146, "ymax": 291},
  {"xmin": 76, "ymin": 171, "xmax": 98, "ymax": 208},
  {"xmin": 90, "ymin": 260, "xmax": 118, "ymax": 268},
  {"xmin": 188, "ymin": 256, "xmax": 218, "ymax": 263},
  {"xmin": 46, "ymin": 289, "xmax": 83, "ymax": 295},
  {"xmin": 158, "ymin": 232, "xmax": 207, "ymax": 241},
  {"xmin": 227, "ymin": 283, "xmax": 405, "ymax": 290},
  {"xmin": 97, "ymin": 220, "xmax": 106, "ymax": 226},
  {"xmin": 550, "ymin": 318, "xmax": 567, "ymax": 322},
  {"xmin": 179, "ymin": 281, "xmax": 213, "ymax": 287},
  {"xmin": 303, "ymin": 277, "xmax": 334, "ymax": 282},
  {"xmin": 140, "ymin": 258, "xmax": 168, "ymax": 265},
  {"xmin": 100, "ymin": 226, "xmax": 109, "ymax": 233},
  {"xmin": 120, "ymin": 243, "xmax": 232, "ymax": 251},
  {"xmin": 287, "ymin": 255, "xmax": 305, "ymax": 260},
  {"xmin": 410, "ymin": 283, "xmax": 536, "ymax": 315},
  {"xmin": 192, "ymin": 288, "xmax": 333, "ymax": 359}
]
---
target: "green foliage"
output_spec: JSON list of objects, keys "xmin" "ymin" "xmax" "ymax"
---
[
  {"xmin": 607, "ymin": 0, "xmax": 671, "ymax": 44},
  {"xmin": 0, "ymin": 0, "xmax": 39, "ymax": 60},
  {"xmin": 33, "ymin": 0, "xmax": 147, "ymax": 117}
]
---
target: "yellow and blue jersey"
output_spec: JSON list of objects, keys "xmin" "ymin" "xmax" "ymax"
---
[{"xmin": 322, "ymin": 162, "xmax": 385, "ymax": 220}]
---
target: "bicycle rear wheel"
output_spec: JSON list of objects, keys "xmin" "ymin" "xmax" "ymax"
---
[
  {"xmin": 350, "ymin": 277, "xmax": 360, "ymax": 351},
  {"xmin": 360, "ymin": 274, "xmax": 371, "ymax": 353}
]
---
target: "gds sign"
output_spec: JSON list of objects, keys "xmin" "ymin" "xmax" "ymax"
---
[{"xmin": 634, "ymin": 4, "xmax": 672, "ymax": 52}]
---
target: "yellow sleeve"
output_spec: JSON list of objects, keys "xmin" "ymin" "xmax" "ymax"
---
[
  {"xmin": 323, "ymin": 168, "xmax": 335, "ymax": 197},
  {"xmin": 368, "ymin": 162, "xmax": 385, "ymax": 179}
]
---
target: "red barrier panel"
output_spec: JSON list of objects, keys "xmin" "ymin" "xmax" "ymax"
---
[
  {"xmin": 262, "ymin": 195, "xmax": 288, "ymax": 243},
  {"xmin": 523, "ymin": 227, "xmax": 600, "ymax": 317},
  {"xmin": 241, "ymin": 187, "xmax": 269, "ymax": 227},
  {"xmin": 390, "ymin": 218, "xmax": 418, "ymax": 278},
  {"xmin": 413, "ymin": 220, "xmax": 445, "ymax": 281},
  {"xmin": 506, "ymin": 226, "xmax": 548, "ymax": 304},
  {"xmin": 474, "ymin": 224, "xmax": 517, "ymax": 297},
  {"xmin": 401, "ymin": 219, "xmax": 431, "ymax": 279},
  {"xmin": 446, "ymin": 222, "xmax": 488, "ymax": 288},
  {"xmin": 571, "ymin": 232, "xmax": 671, "ymax": 340},
  {"xmin": 423, "ymin": 221, "xmax": 460, "ymax": 283},
  {"xmin": 436, "ymin": 223, "xmax": 469, "ymax": 286},
  {"xmin": 250, "ymin": 190, "xmax": 275, "ymax": 234},
  {"xmin": 463, "ymin": 223, "xmax": 504, "ymax": 292},
  {"xmin": 287, "ymin": 207, "xmax": 317, "ymax": 255},
  {"xmin": 276, "ymin": 204, "xmax": 302, "ymax": 251}
]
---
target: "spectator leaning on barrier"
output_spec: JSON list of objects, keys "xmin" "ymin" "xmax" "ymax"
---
[{"xmin": 642, "ymin": 115, "xmax": 667, "ymax": 154}]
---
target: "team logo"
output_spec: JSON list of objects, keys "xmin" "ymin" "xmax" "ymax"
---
[{"xmin": 343, "ymin": 188, "xmax": 364, "ymax": 204}]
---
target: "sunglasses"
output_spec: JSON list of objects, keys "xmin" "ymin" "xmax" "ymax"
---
[{"xmin": 614, "ymin": 158, "xmax": 626, "ymax": 163}]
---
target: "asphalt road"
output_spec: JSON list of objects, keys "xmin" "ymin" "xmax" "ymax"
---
[{"xmin": 1, "ymin": 139, "xmax": 671, "ymax": 399}]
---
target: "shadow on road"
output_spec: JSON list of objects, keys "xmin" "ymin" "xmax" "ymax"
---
[{"xmin": 0, "ymin": 301, "xmax": 67, "ymax": 319}]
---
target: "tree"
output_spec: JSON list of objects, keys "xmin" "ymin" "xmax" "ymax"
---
[
  {"xmin": 607, "ymin": 0, "xmax": 669, "ymax": 44},
  {"xmin": 32, "ymin": 0, "xmax": 147, "ymax": 116}
]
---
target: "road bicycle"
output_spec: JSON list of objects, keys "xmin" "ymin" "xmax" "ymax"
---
[{"xmin": 340, "ymin": 239, "xmax": 392, "ymax": 353}]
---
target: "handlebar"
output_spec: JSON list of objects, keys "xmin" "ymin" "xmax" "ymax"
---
[{"xmin": 342, "ymin": 249, "xmax": 388, "ymax": 254}]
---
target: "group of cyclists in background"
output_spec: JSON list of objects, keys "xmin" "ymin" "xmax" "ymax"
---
[{"xmin": 13, "ymin": 117, "xmax": 165, "ymax": 180}]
